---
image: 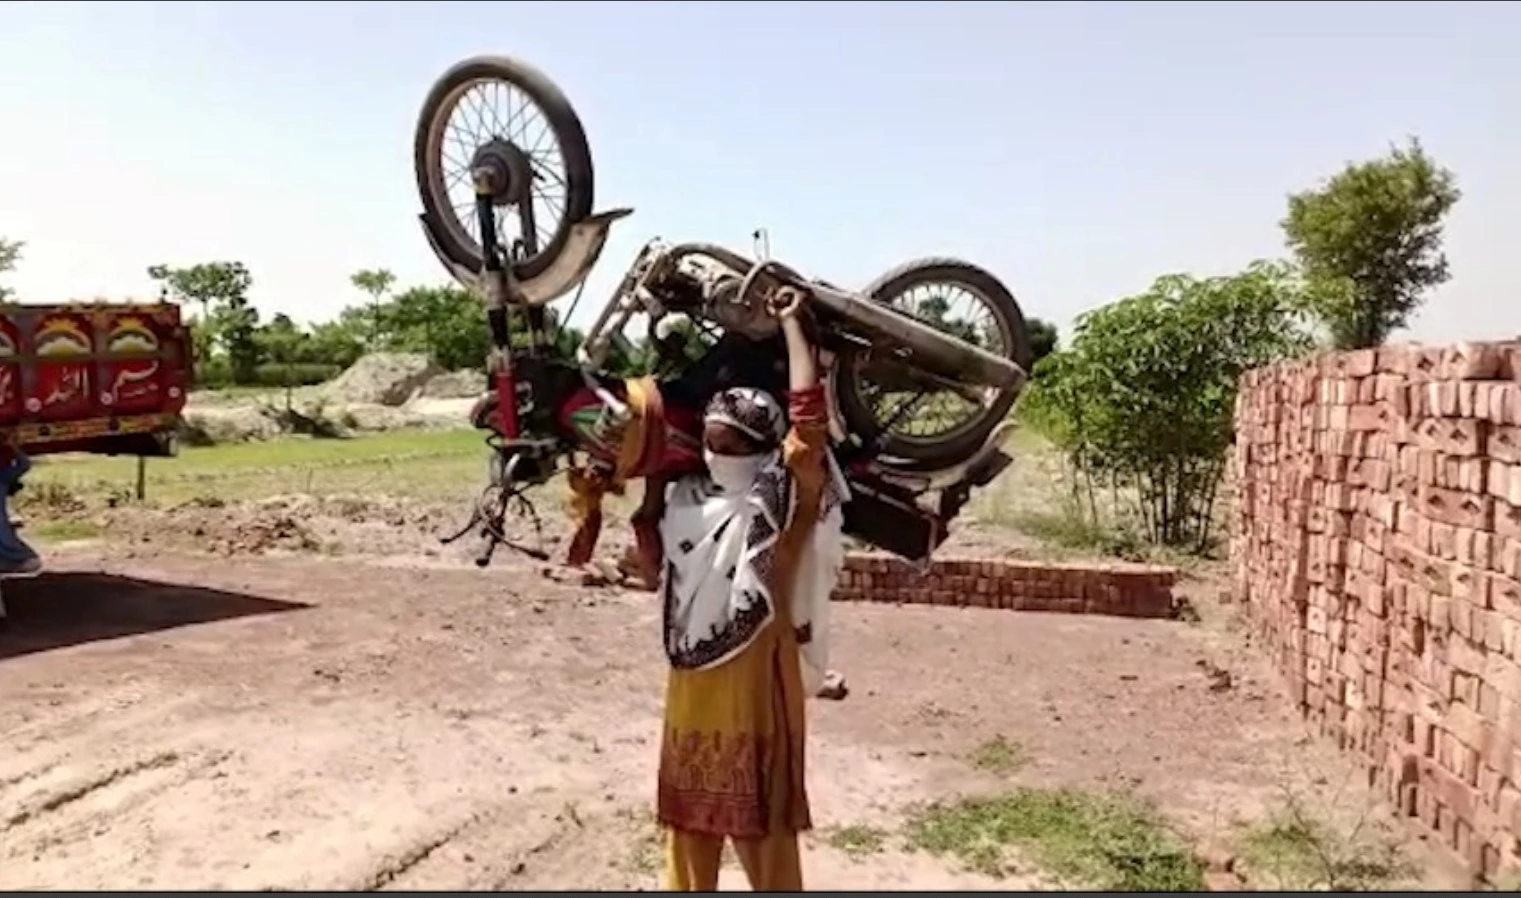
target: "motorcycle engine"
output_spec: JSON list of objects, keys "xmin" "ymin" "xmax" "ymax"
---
[{"xmin": 698, "ymin": 271, "xmax": 778, "ymax": 341}]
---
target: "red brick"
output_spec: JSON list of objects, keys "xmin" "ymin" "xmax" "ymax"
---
[
  {"xmin": 1494, "ymin": 426, "xmax": 1521, "ymax": 465},
  {"xmin": 1444, "ymin": 343, "xmax": 1505, "ymax": 381}
]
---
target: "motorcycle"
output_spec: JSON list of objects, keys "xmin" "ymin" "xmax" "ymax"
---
[{"xmin": 413, "ymin": 56, "xmax": 1032, "ymax": 568}]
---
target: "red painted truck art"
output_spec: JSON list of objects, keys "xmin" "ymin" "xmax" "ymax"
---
[
  {"xmin": 0, "ymin": 303, "xmax": 191, "ymax": 457},
  {"xmin": 0, "ymin": 303, "xmax": 193, "ymax": 612}
]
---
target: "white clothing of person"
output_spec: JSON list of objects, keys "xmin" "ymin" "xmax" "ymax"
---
[{"xmin": 656, "ymin": 387, "xmax": 848, "ymax": 694}]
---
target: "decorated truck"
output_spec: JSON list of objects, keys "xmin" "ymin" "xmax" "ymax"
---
[{"xmin": 0, "ymin": 303, "xmax": 192, "ymax": 615}]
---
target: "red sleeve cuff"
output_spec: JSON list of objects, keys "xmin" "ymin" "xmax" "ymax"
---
[{"xmin": 788, "ymin": 385, "xmax": 827, "ymax": 423}]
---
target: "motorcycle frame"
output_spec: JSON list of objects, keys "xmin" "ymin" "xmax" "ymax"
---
[{"xmin": 577, "ymin": 242, "xmax": 1028, "ymax": 397}]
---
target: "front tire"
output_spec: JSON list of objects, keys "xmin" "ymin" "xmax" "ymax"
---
[{"xmin": 413, "ymin": 56, "xmax": 596, "ymax": 279}]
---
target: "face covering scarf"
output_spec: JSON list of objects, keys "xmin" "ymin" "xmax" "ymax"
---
[{"xmin": 659, "ymin": 389, "xmax": 848, "ymax": 694}]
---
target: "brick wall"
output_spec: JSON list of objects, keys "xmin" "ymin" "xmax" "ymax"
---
[
  {"xmin": 1232, "ymin": 340, "xmax": 1521, "ymax": 883},
  {"xmin": 832, "ymin": 553, "xmax": 1178, "ymax": 619}
]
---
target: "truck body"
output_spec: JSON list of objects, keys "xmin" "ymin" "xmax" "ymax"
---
[
  {"xmin": 0, "ymin": 302, "xmax": 192, "ymax": 458},
  {"xmin": 0, "ymin": 302, "xmax": 193, "ymax": 620}
]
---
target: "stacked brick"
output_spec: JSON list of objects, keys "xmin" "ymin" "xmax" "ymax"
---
[
  {"xmin": 1232, "ymin": 340, "xmax": 1521, "ymax": 883},
  {"xmin": 831, "ymin": 553, "xmax": 1177, "ymax": 619}
]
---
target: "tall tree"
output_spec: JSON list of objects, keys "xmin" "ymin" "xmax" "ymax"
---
[
  {"xmin": 308, "ymin": 320, "xmax": 366, "ymax": 370},
  {"xmin": 350, "ymin": 268, "xmax": 396, "ymax": 351},
  {"xmin": 148, "ymin": 261, "xmax": 257, "ymax": 382},
  {"xmin": 0, "ymin": 237, "xmax": 23, "ymax": 302},
  {"xmin": 1281, "ymin": 138, "xmax": 1460, "ymax": 349},
  {"xmin": 381, "ymin": 285, "xmax": 490, "ymax": 371},
  {"xmin": 1027, "ymin": 316, "xmax": 1058, "ymax": 365}
]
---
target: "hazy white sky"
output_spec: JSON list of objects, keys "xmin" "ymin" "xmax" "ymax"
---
[{"xmin": 1, "ymin": 0, "xmax": 1517, "ymax": 341}]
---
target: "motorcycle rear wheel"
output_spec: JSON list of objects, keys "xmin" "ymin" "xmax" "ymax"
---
[
  {"xmin": 833, "ymin": 258, "xmax": 1031, "ymax": 472},
  {"xmin": 414, "ymin": 55, "xmax": 596, "ymax": 279}
]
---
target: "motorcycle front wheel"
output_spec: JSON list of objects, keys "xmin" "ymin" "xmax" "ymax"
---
[
  {"xmin": 833, "ymin": 258, "xmax": 1031, "ymax": 472},
  {"xmin": 414, "ymin": 55, "xmax": 596, "ymax": 279}
]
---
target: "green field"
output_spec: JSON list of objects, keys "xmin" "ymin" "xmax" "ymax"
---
[
  {"xmin": 27, "ymin": 429, "xmax": 492, "ymax": 506},
  {"xmin": 20, "ymin": 418, "xmax": 1093, "ymax": 557}
]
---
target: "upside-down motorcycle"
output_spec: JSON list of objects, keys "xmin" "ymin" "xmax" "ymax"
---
[{"xmin": 414, "ymin": 56, "xmax": 1033, "ymax": 568}]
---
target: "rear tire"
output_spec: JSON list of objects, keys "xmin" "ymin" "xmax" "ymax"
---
[
  {"xmin": 833, "ymin": 258, "xmax": 1030, "ymax": 471},
  {"xmin": 414, "ymin": 56, "xmax": 595, "ymax": 279}
]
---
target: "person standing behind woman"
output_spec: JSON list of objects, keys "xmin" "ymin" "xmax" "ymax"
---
[{"xmin": 634, "ymin": 286, "xmax": 848, "ymax": 891}]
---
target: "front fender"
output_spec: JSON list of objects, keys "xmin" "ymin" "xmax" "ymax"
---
[{"xmin": 419, "ymin": 208, "xmax": 635, "ymax": 307}]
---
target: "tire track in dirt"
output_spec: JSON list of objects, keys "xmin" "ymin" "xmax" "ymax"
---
[
  {"xmin": 0, "ymin": 760, "xmax": 58, "ymax": 792},
  {"xmin": 483, "ymin": 807, "xmax": 645, "ymax": 891},
  {"xmin": 353, "ymin": 809, "xmax": 489, "ymax": 891},
  {"xmin": 2, "ymin": 751, "xmax": 182, "ymax": 832},
  {"xmin": 1, "ymin": 747, "xmax": 235, "ymax": 868},
  {"xmin": 354, "ymin": 785, "xmax": 659, "ymax": 892}
]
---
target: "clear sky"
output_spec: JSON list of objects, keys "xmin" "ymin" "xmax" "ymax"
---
[{"xmin": 1, "ymin": 0, "xmax": 1516, "ymax": 342}]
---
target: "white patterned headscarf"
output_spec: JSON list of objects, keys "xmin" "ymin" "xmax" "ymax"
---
[
  {"xmin": 658, "ymin": 387, "xmax": 848, "ymax": 693},
  {"xmin": 702, "ymin": 387, "xmax": 786, "ymax": 448}
]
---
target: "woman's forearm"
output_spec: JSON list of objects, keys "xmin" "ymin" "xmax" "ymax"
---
[{"xmin": 781, "ymin": 317, "xmax": 817, "ymax": 392}]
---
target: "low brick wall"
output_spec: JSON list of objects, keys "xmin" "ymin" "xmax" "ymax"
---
[
  {"xmin": 831, "ymin": 553, "xmax": 1179, "ymax": 619},
  {"xmin": 1232, "ymin": 340, "xmax": 1521, "ymax": 884}
]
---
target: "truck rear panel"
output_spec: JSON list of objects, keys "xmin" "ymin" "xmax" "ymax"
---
[{"xmin": 0, "ymin": 303, "xmax": 191, "ymax": 457}]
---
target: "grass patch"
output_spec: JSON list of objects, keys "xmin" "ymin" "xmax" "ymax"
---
[
  {"xmin": 25, "ymin": 518, "xmax": 104, "ymax": 543},
  {"xmin": 1010, "ymin": 508, "xmax": 1147, "ymax": 560},
  {"xmin": 968, "ymin": 734, "xmax": 1028, "ymax": 776},
  {"xmin": 188, "ymin": 385, "xmax": 325, "ymax": 406},
  {"xmin": 903, "ymin": 787, "xmax": 1203, "ymax": 890},
  {"xmin": 826, "ymin": 823, "xmax": 890, "ymax": 858},
  {"xmin": 1236, "ymin": 808, "xmax": 1406, "ymax": 890},
  {"xmin": 25, "ymin": 429, "xmax": 491, "ymax": 506},
  {"xmin": 613, "ymin": 807, "xmax": 663, "ymax": 879}
]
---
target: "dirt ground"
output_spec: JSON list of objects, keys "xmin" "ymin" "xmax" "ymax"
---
[{"xmin": 0, "ymin": 500, "xmax": 1468, "ymax": 891}]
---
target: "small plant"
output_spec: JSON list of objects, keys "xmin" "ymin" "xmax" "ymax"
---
[
  {"xmin": 1011, "ymin": 506, "xmax": 1149, "ymax": 562},
  {"xmin": 17, "ymin": 481, "xmax": 87, "ymax": 515},
  {"xmin": 969, "ymin": 735, "xmax": 1028, "ymax": 776},
  {"xmin": 614, "ymin": 807, "xmax": 662, "ymax": 878},
  {"xmin": 904, "ymin": 787, "xmax": 1203, "ymax": 890},
  {"xmin": 826, "ymin": 823, "xmax": 889, "ymax": 859},
  {"xmin": 1236, "ymin": 793, "xmax": 1407, "ymax": 890}
]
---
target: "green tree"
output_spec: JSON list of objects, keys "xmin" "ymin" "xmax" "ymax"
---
[
  {"xmin": 1027, "ymin": 316, "xmax": 1058, "ymax": 366},
  {"xmin": 379, "ymin": 285, "xmax": 490, "ymax": 371},
  {"xmin": 210, "ymin": 296, "xmax": 261, "ymax": 385},
  {"xmin": 147, "ymin": 261, "xmax": 257, "ymax": 383},
  {"xmin": 350, "ymin": 268, "xmax": 396, "ymax": 350},
  {"xmin": 255, "ymin": 313, "xmax": 308, "ymax": 408},
  {"xmin": 308, "ymin": 320, "xmax": 366, "ymax": 370},
  {"xmin": 0, "ymin": 237, "xmax": 22, "ymax": 302},
  {"xmin": 1022, "ymin": 261, "xmax": 1314, "ymax": 550},
  {"xmin": 1282, "ymin": 138, "xmax": 1461, "ymax": 349}
]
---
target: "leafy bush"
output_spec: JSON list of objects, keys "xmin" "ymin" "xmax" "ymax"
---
[
  {"xmin": 1021, "ymin": 261, "xmax": 1314, "ymax": 550},
  {"xmin": 197, "ymin": 360, "xmax": 340, "ymax": 390}
]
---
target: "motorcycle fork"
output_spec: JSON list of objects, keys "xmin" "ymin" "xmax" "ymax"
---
[
  {"xmin": 474, "ymin": 170, "xmax": 524, "ymax": 439},
  {"xmin": 437, "ymin": 165, "xmax": 553, "ymax": 566}
]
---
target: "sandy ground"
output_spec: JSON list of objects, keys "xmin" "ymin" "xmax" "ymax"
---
[{"xmin": 0, "ymin": 535, "xmax": 1467, "ymax": 891}]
